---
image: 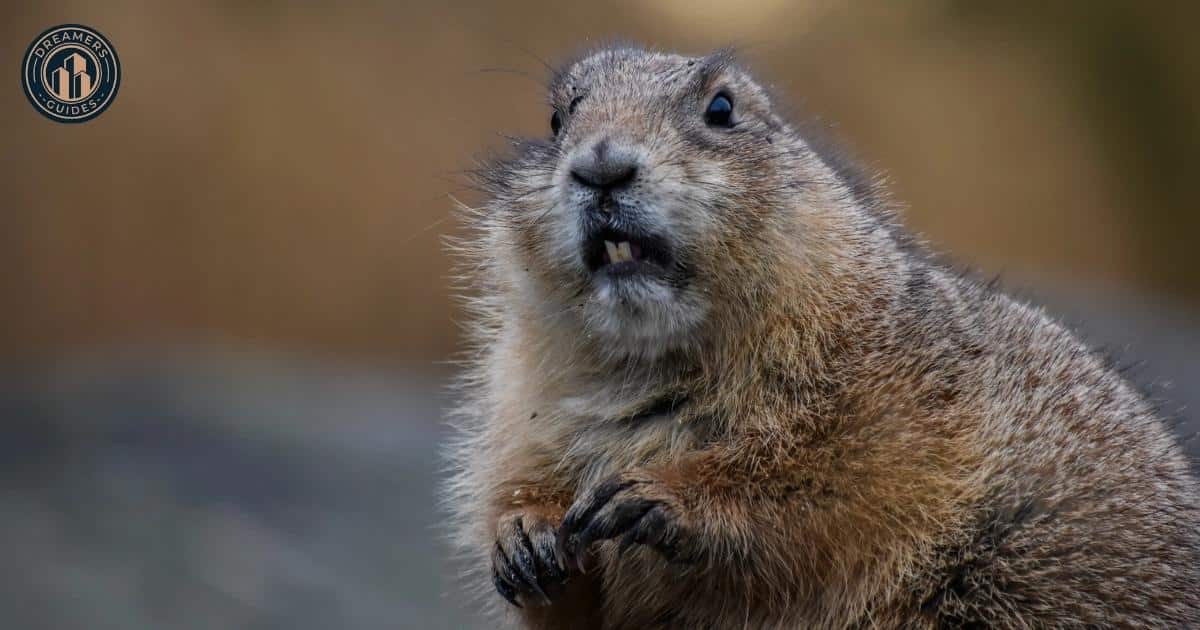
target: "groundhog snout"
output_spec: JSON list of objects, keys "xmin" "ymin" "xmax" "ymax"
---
[
  {"xmin": 569, "ymin": 137, "xmax": 640, "ymax": 192},
  {"xmin": 568, "ymin": 137, "xmax": 662, "ymax": 240}
]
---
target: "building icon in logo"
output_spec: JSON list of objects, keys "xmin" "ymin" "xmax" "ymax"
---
[
  {"xmin": 20, "ymin": 24, "xmax": 120, "ymax": 123},
  {"xmin": 49, "ymin": 51, "xmax": 95, "ymax": 102}
]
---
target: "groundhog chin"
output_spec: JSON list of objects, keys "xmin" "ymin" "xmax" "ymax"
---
[{"xmin": 579, "ymin": 274, "xmax": 708, "ymax": 360}]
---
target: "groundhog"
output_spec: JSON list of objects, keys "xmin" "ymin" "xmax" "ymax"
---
[{"xmin": 444, "ymin": 46, "xmax": 1200, "ymax": 629}]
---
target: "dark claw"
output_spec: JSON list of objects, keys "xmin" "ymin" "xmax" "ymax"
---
[
  {"xmin": 622, "ymin": 505, "xmax": 677, "ymax": 555},
  {"xmin": 510, "ymin": 522, "xmax": 550, "ymax": 603},
  {"xmin": 559, "ymin": 476, "xmax": 639, "ymax": 544},
  {"xmin": 492, "ymin": 565, "xmax": 521, "ymax": 608},
  {"xmin": 559, "ymin": 475, "xmax": 683, "ymax": 568},
  {"xmin": 529, "ymin": 526, "xmax": 567, "ymax": 583},
  {"xmin": 571, "ymin": 497, "xmax": 656, "ymax": 570},
  {"xmin": 493, "ymin": 542, "xmax": 530, "ymax": 601},
  {"xmin": 491, "ymin": 514, "xmax": 569, "ymax": 607}
]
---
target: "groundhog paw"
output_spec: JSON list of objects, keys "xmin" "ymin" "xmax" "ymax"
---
[
  {"xmin": 491, "ymin": 510, "xmax": 568, "ymax": 608},
  {"xmin": 557, "ymin": 470, "xmax": 686, "ymax": 571}
]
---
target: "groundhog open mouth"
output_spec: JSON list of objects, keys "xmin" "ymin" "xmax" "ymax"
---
[{"xmin": 582, "ymin": 227, "xmax": 673, "ymax": 276}]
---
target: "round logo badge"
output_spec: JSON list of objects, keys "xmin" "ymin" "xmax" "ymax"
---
[{"xmin": 21, "ymin": 24, "xmax": 121, "ymax": 123}]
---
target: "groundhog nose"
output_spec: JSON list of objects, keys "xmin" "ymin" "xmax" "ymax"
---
[{"xmin": 570, "ymin": 139, "xmax": 639, "ymax": 191}]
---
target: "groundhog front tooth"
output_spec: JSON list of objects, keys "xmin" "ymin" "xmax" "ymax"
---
[
  {"xmin": 604, "ymin": 240, "xmax": 621, "ymax": 264},
  {"xmin": 617, "ymin": 241, "xmax": 633, "ymax": 262}
]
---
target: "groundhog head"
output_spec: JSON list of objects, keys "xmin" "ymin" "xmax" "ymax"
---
[{"xmin": 473, "ymin": 47, "xmax": 848, "ymax": 361}]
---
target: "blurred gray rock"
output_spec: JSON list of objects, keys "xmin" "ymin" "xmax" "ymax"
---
[{"xmin": 0, "ymin": 350, "xmax": 478, "ymax": 629}]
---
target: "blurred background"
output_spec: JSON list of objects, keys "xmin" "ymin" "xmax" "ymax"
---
[{"xmin": 2, "ymin": 1, "xmax": 1198, "ymax": 628}]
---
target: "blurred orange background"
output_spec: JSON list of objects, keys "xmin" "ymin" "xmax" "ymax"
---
[{"xmin": 4, "ymin": 1, "xmax": 1198, "ymax": 366}]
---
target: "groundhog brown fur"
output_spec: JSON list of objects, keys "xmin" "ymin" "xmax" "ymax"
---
[{"xmin": 444, "ymin": 46, "xmax": 1200, "ymax": 629}]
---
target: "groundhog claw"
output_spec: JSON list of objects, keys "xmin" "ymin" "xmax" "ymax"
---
[
  {"xmin": 558, "ymin": 472, "xmax": 683, "ymax": 571},
  {"xmin": 491, "ymin": 511, "xmax": 567, "ymax": 607}
]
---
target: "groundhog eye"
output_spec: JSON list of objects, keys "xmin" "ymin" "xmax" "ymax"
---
[
  {"xmin": 705, "ymin": 93, "xmax": 734, "ymax": 127},
  {"xmin": 551, "ymin": 110, "xmax": 563, "ymax": 137}
]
